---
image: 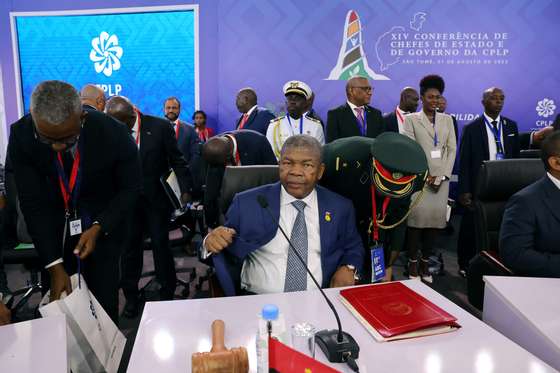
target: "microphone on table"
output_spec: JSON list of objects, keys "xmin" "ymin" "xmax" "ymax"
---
[{"xmin": 257, "ymin": 195, "xmax": 360, "ymax": 371}]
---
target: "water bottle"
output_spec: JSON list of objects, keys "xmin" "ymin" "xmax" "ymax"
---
[{"xmin": 256, "ymin": 304, "xmax": 288, "ymax": 372}]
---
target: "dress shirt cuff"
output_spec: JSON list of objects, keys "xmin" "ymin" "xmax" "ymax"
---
[
  {"xmin": 45, "ymin": 258, "xmax": 63, "ymax": 269},
  {"xmin": 529, "ymin": 131, "xmax": 535, "ymax": 146},
  {"xmin": 201, "ymin": 236, "xmax": 212, "ymax": 260}
]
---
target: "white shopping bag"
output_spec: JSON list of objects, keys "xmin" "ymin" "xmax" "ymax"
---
[{"xmin": 39, "ymin": 274, "xmax": 126, "ymax": 373}]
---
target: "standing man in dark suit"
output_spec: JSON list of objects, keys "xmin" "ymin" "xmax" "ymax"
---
[
  {"xmin": 326, "ymin": 76, "xmax": 385, "ymax": 143},
  {"xmin": 106, "ymin": 97, "xmax": 191, "ymax": 317},
  {"xmin": 8, "ymin": 81, "xmax": 142, "ymax": 322},
  {"xmin": 235, "ymin": 88, "xmax": 275, "ymax": 135},
  {"xmin": 80, "ymin": 84, "xmax": 106, "ymax": 112},
  {"xmin": 457, "ymin": 87, "xmax": 520, "ymax": 276},
  {"xmin": 383, "ymin": 87, "xmax": 419, "ymax": 134},
  {"xmin": 500, "ymin": 131, "xmax": 560, "ymax": 277},
  {"xmin": 163, "ymin": 96, "xmax": 201, "ymax": 166},
  {"xmin": 202, "ymin": 129, "xmax": 278, "ymax": 229},
  {"xmin": 204, "ymin": 135, "xmax": 363, "ymax": 296}
]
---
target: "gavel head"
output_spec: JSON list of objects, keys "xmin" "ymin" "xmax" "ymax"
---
[
  {"xmin": 192, "ymin": 320, "xmax": 249, "ymax": 373},
  {"xmin": 192, "ymin": 347, "xmax": 249, "ymax": 373}
]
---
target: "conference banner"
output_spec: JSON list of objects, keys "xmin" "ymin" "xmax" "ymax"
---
[{"xmin": 216, "ymin": 0, "xmax": 558, "ymax": 134}]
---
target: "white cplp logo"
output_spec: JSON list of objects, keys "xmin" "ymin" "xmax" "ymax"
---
[
  {"xmin": 89, "ymin": 32, "xmax": 123, "ymax": 77},
  {"xmin": 536, "ymin": 98, "xmax": 556, "ymax": 118}
]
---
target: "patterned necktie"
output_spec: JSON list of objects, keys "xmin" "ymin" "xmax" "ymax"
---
[
  {"xmin": 239, "ymin": 113, "xmax": 249, "ymax": 129},
  {"xmin": 355, "ymin": 107, "xmax": 366, "ymax": 136},
  {"xmin": 284, "ymin": 200, "xmax": 308, "ymax": 292}
]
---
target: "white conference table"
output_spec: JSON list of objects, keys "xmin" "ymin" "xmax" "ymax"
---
[
  {"xmin": 483, "ymin": 276, "xmax": 560, "ymax": 371},
  {"xmin": 0, "ymin": 315, "xmax": 67, "ymax": 372},
  {"xmin": 128, "ymin": 280, "xmax": 555, "ymax": 372}
]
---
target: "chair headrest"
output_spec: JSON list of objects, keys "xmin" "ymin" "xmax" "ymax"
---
[
  {"xmin": 475, "ymin": 159, "xmax": 545, "ymax": 201},
  {"xmin": 519, "ymin": 149, "xmax": 541, "ymax": 159},
  {"xmin": 219, "ymin": 165, "xmax": 280, "ymax": 212}
]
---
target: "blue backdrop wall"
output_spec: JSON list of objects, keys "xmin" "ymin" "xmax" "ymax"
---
[{"xmin": 1, "ymin": 0, "xmax": 559, "ymax": 154}]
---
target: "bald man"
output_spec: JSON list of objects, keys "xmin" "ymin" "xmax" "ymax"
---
[
  {"xmin": 457, "ymin": 87, "xmax": 520, "ymax": 276},
  {"xmin": 383, "ymin": 87, "xmax": 419, "ymax": 134},
  {"xmin": 201, "ymin": 129, "xmax": 277, "ymax": 229},
  {"xmin": 80, "ymin": 84, "xmax": 106, "ymax": 112},
  {"xmin": 326, "ymin": 76, "xmax": 385, "ymax": 143},
  {"xmin": 235, "ymin": 88, "xmax": 275, "ymax": 135},
  {"xmin": 106, "ymin": 96, "xmax": 191, "ymax": 317}
]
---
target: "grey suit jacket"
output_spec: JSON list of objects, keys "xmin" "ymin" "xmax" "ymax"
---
[{"xmin": 403, "ymin": 111, "xmax": 456, "ymax": 180}]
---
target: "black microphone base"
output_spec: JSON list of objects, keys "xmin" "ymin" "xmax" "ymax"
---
[{"xmin": 315, "ymin": 329, "xmax": 360, "ymax": 363}]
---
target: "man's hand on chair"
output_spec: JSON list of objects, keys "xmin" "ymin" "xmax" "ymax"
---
[
  {"xmin": 48, "ymin": 263, "xmax": 72, "ymax": 302},
  {"xmin": 205, "ymin": 227, "xmax": 236, "ymax": 254}
]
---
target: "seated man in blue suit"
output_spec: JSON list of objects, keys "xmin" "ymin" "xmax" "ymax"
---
[
  {"xmin": 500, "ymin": 131, "xmax": 560, "ymax": 277},
  {"xmin": 204, "ymin": 135, "xmax": 364, "ymax": 295}
]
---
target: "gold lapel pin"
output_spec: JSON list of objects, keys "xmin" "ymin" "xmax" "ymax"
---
[{"xmin": 325, "ymin": 212, "xmax": 332, "ymax": 222}]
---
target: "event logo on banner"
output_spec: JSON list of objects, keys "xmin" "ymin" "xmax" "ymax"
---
[
  {"xmin": 328, "ymin": 9, "xmax": 511, "ymax": 83},
  {"xmin": 89, "ymin": 31, "xmax": 124, "ymax": 77},
  {"xmin": 535, "ymin": 98, "xmax": 556, "ymax": 128},
  {"xmin": 327, "ymin": 10, "xmax": 389, "ymax": 81}
]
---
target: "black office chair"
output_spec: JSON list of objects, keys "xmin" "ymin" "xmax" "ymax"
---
[
  {"xmin": 206, "ymin": 165, "xmax": 279, "ymax": 297},
  {"xmin": 520, "ymin": 149, "xmax": 541, "ymax": 159},
  {"xmin": 1, "ymin": 169, "xmax": 44, "ymax": 320},
  {"xmin": 467, "ymin": 159, "xmax": 545, "ymax": 309}
]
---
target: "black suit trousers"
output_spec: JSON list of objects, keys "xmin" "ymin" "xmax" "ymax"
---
[
  {"xmin": 457, "ymin": 210, "xmax": 476, "ymax": 270},
  {"xmin": 120, "ymin": 200, "xmax": 176, "ymax": 300}
]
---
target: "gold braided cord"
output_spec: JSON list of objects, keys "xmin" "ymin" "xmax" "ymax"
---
[
  {"xmin": 272, "ymin": 120, "xmax": 283, "ymax": 158},
  {"xmin": 373, "ymin": 161, "xmax": 418, "ymax": 185},
  {"xmin": 373, "ymin": 173, "xmax": 413, "ymax": 196}
]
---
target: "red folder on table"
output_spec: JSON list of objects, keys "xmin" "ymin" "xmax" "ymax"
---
[{"xmin": 339, "ymin": 282, "xmax": 460, "ymax": 342}]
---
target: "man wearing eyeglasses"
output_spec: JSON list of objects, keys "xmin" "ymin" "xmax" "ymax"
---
[
  {"xmin": 7, "ymin": 80, "xmax": 142, "ymax": 322},
  {"xmin": 326, "ymin": 76, "xmax": 386, "ymax": 143}
]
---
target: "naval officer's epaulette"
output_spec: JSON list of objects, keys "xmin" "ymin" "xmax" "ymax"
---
[{"xmin": 306, "ymin": 115, "xmax": 322, "ymax": 125}]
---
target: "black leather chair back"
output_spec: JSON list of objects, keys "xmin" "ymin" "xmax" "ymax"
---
[
  {"xmin": 473, "ymin": 159, "xmax": 545, "ymax": 253},
  {"xmin": 219, "ymin": 165, "xmax": 279, "ymax": 216},
  {"xmin": 519, "ymin": 149, "xmax": 541, "ymax": 159},
  {"xmin": 467, "ymin": 159, "xmax": 544, "ymax": 309}
]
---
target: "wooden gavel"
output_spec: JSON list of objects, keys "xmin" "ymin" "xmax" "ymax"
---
[{"xmin": 192, "ymin": 319, "xmax": 249, "ymax": 373}]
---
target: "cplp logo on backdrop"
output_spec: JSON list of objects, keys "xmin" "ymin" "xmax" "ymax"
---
[
  {"xmin": 89, "ymin": 31, "xmax": 123, "ymax": 77},
  {"xmin": 327, "ymin": 10, "xmax": 511, "ymax": 81}
]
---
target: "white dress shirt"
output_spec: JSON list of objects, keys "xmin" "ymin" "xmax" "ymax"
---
[
  {"xmin": 241, "ymin": 186, "xmax": 322, "ymax": 294},
  {"xmin": 245, "ymin": 105, "xmax": 258, "ymax": 117},
  {"xmin": 547, "ymin": 172, "xmax": 560, "ymax": 190},
  {"xmin": 395, "ymin": 106, "xmax": 408, "ymax": 134},
  {"xmin": 483, "ymin": 113, "xmax": 504, "ymax": 160},
  {"xmin": 131, "ymin": 115, "xmax": 141, "ymax": 148},
  {"xmin": 347, "ymin": 101, "xmax": 364, "ymax": 119}
]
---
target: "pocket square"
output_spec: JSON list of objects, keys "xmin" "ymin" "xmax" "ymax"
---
[{"xmin": 507, "ymin": 133, "xmax": 516, "ymax": 137}]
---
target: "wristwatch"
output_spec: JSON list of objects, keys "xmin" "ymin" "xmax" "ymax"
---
[{"xmin": 345, "ymin": 265, "xmax": 360, "ymax": 281}]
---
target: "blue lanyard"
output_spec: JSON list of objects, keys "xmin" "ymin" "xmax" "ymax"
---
[
  {"xmin": 431, "ymin": 113, "xmax": 438, "ymax": 147},
  {"xmin": 286, "ymin": 116, "xmax": 303, "ymax": 136},
  {"xmin": 484, "ymin": 117, "xmax": 503, "ymax": 152}
]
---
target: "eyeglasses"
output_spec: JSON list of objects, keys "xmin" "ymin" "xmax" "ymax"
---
[
  {"xmin": 353, "ymin": 86, "xmax": 373, "ymax": 93},
  {"xmin": 33, "ymin": 118, "xmax": 84, "ymax": 147}
]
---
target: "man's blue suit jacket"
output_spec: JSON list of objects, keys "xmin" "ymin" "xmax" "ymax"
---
[
  {"xmin": 500, "ymin": 176, "xmax": 560, "ymax": 278},
  {"xmin": 212, "ymin": 182, "xmax": 364, "ymax": 295},
  {"xmin": 176, "ymin": 120, "xmax": 201, "ymax": 165},
  {"xmin": 235, "ymin": 106, "xmax": 275, "ymax": 135}
]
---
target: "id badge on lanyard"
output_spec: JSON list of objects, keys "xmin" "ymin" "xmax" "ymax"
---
[
  {"xmin": 55, "ymin": 142, "xmax": 83, "ymax": 248},
  {"xmin": 370, "ymin": 186, "xmax": 388, "ymax": 282}
]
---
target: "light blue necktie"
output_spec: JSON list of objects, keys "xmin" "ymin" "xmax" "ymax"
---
[{"xmin": 284, "ymin": 200, "xmax": 308, "ymax": 292}]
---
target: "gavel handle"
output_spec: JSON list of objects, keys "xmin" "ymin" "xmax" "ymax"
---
[{"xmin": 210, "ymin": 319, "xmax": 226, "ymax": 352}]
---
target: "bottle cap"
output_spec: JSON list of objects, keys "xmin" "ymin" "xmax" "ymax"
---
[{"xmin": 261, "ymin": 304, "xmax": 279, "ymax": 321}]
